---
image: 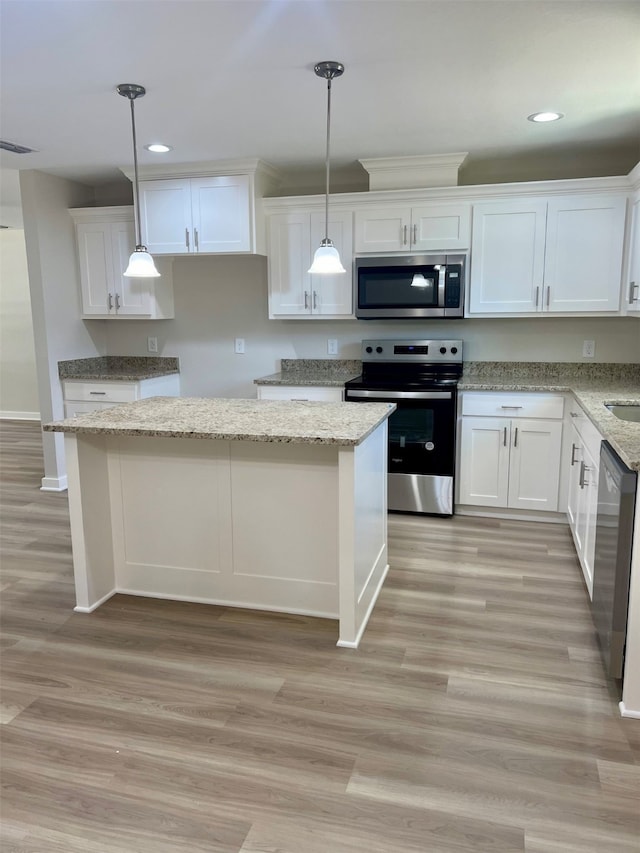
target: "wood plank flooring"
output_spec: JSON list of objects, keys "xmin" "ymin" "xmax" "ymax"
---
[{"xmin": 1, "ymin": 419, "xmax": 638, "ymax": 852}]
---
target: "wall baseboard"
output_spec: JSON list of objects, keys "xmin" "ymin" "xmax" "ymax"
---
[
  {"xmin": 619, "ymin": 701, "xmax": 640, "ymax": 719},
  {"xmin": 41, "ymin": 475, "xmax": 68, "ymax": 492},
  {"xmin": 0, "ymin": 411, "xmax": 40, "ymax": 421}
]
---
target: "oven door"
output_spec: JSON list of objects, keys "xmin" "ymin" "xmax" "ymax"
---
[{"xmin": 344, "ymin": 388, "xmax": 457, "ymax": 515}]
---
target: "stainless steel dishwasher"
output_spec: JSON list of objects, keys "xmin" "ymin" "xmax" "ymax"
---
[{"xmin": 591, "ymin": 441, "xmax": 637, "ymax": 680}]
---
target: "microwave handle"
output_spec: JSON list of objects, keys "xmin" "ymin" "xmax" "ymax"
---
[{"xmin": 438, "ymin": 265, "xmax": 446, "ymax": 307}]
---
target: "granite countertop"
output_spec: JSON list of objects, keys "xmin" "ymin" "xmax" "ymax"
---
[
  {"xmin": 59, "ymin": 356, "xmax": 180, "ymax": 381},
  {"xmin": 459, "ymin": 363, "xmax": 640, "ymax": 471},
  {"xmin": 43, "ymin": 397, "xmax": 396, "ymax": 447},
  {"xmin": 254, "ymin": 359, "xmax": 362, "ymax": 387}
]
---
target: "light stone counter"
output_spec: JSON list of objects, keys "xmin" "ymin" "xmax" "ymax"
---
[
  {"xmin": 254, "ymin": 358, "xmax": 362, "ymax": 387},
  {"xmin": 44, "ymin": 397, "xmax": 395, "ymax": 447},
  {"xmin": 58, "ymin": 356, "xmax": 180, "ymax": 381}
]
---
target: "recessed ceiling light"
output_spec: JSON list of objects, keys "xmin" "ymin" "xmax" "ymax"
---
[
  {"xmin": 527, "ymin": 112, "xmax": 564, "ymax": 123},
  {"xmin": 144, "ymin": 143, "xmax": 172, "ymax": 153}
]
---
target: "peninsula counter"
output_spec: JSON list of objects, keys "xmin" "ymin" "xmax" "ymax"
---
[{"xmin": 44, "ymin": 397, "xmax": 395, "ymax": 648}]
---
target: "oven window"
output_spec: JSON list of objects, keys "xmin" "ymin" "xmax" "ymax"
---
[
  {"xmin": 389, "ymin": 408, "xmax": 434, "ymax": 446},
  {"xmin": 359, "ymin": 266, "xmax": 439, "ymax": 308}
]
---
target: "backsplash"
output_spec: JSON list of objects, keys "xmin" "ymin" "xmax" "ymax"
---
[{"xmin": 280, "ymin": 359, "xmax": 362, "ymax": 377}]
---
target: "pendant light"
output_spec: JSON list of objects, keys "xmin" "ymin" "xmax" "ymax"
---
[
  {"xmin": 117, "ymin": 84, "xmax": 160, "ymax": 278},
  {"xmin": 308, "ymin": 61, "xmax": 346, "ymax": 275}
]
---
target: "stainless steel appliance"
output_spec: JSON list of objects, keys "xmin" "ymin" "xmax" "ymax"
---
[
  {"xmin": 592, "ymin": 441, "xmax": 637, "ymax": 680},
  {"xmin": 355, "ymin": 254, "xmax": 465, "ymax": 319},
  {"xmin": 344, "ymin": 339, "xmax": 462, "ymax": 516}
]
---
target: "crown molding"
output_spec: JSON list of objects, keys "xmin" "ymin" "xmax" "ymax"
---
[{"xmin": 119, "ymin": 158, "xmax": 282, "ymax": 185}]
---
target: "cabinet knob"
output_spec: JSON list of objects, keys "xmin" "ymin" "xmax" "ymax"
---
[
  {"xmin": 376, "ymin": 346, "xmax": 383, "ymax": 354},
  {"xmin": 440, "ymin": 347, "xmax": 447, "ymax": 355},
  {"xmin": 365, "ymin": 346, "xmax": 373, "ymax": 354}
]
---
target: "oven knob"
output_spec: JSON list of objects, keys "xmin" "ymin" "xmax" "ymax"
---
[
  {"xmin": 440, "ymin": 346, "xmax": 447, "ymax": 355},
  {"xmin": 451, "ymin": 346, "xmax": 458, "ymax": 355},
  {"xmin": 376, "ymin": 346, "xmax": 383, "ymax": 354},
  {"xmin": 365, "ymin": 346, "xmax": 373, "ymax": 354}
]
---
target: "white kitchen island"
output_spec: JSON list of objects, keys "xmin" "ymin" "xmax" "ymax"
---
[{"xmin": 44, "ymin": 397, "xmax": 395, "ymax": 648}]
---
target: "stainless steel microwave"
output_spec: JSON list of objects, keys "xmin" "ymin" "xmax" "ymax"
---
[{"xmin": 355, "ymin": 254, "xmax": 465, "ymax": 319}]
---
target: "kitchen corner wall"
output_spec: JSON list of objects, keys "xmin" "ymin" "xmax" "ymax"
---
[{"xmin": 104, "ymin": 255, "xmax": 640, "ymax": 398}]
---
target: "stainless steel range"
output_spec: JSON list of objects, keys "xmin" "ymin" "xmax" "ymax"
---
[{"xmin": 344, "ymin": 339, "xmax": 463, "ymax": 516}]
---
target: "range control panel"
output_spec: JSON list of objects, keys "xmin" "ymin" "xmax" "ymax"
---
[{"xmin": 361, "ymin": 339, "xmax": 463, "ymax": 363}]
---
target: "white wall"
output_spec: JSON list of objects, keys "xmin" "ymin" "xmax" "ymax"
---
[
  {"xmin": 20, "ymin": 170, "xmax": 105, "ymax": 489},
  {"xmin": 104, "ymin": 255, "xmax": 640, "ymax": 398},
  {"xmin": 0, "ymin": 229, "xmax": 40, "ymax": 418}
]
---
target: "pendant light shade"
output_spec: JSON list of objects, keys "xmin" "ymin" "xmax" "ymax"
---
[
  {"xmin": 308, "ymin": 61, "xmax": 346, "ymax": 276},
  {"xmin": 309, "ymin": 240, "xmax": 346, "ymax": 274},
  {"xmin": 117, "ymin": 83, "xmax": 160, "ymax": 278}
]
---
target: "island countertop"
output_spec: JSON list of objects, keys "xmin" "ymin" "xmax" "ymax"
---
[{"xmin": 43, "ymin": 397, "xmax": 396, "ymax": 447}]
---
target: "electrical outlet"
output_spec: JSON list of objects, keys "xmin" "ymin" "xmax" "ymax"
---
[
  {"xmin": 582, "ymin": 340, "xmax": 595, "ymax": 358},
  {"xmin": 235, "ymin": 338, "xmax": 245, "ymax": 354},
  {"xmin": 147, "ymin": 336, "xmax": 158, "ymax": 353},
  {"xmin": 327, "ymin": 338, "xmax": 338, "ymax": 355}
]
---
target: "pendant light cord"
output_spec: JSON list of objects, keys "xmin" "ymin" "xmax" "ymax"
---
[
  {"xmin": 129, "ymin": 96, "xmax": 143, "ymax": 248},
  {"xmin": 324, "ymin": 77, "xmax": 332, "ymax": 243}
]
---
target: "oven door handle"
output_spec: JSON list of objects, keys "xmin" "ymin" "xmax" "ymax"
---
[{"xmin": 346, "ymin": 389, "xmax": 453, "ymax": 400}]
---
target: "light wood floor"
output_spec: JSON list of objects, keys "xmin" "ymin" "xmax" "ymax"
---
[{"xmin": 1, "ymin": 420, "xmax": 639, "ymax": 852}]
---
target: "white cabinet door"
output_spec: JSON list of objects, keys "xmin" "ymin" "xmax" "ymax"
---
[
  {"xmin": 544, "ymin": 194, "xmax": 626, "ymax": 312},
  {"xmin": 411, "ymin": 203, "xmax": 471, "ymax": 251},
  {"xmin": 139, "ymin": 179, "xmax": 193, "ymax": 254},
  {"xmin": 310, "ymin": 210, "xmax": 353, "ymax": 315},
  {"xmin": 625, "ymin": 197, "xmax": 640, "ymax": 316},
  {"xmin": 110, "ymin": 221, "xmax": 152, "ymax": 316},
  {"xmin": 469, "ymin": 200, "xmax": 547, "ymax": 314},
  {"xmin": 354, "ymin": 207, "xmax": 410, "ymax": 253},
  {"xmin": 566, "ymin": 426, "xmax": 582, "ymax": 530},
  {"xmin": 580, "ymin": 443, "xmax": 599, "ymax": 599},
  {"xmin": 507, "ymin": 419, "xmax": 562, "ymax": 511},
  {"xmin": 458, "ymin": 417, "xmax": 510, "ymax": 507},
  {"xmin": 75, "ymin": 222, "xmax": 113, "ymax": 315},
  {"xmin": 268, "ymin": 213, "xmax": 312, "ymax": 316},
  {"xmin": 257, "ymin": 386, "xmax": 343, "ymax": 402},
  {"xmin": 191, "ymin": 175, "xmax": 251, "ymax": 253}
]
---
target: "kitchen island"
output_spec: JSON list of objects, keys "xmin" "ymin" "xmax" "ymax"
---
[{"xmin": 44, "ymin": 397, "xmax": 395, "ymax": 648}]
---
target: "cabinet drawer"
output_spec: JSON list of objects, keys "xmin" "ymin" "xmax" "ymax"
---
[
  {"xmin": 461, "ymin": 392, "xmax": 564, "ymax": 419},
  {"xmin": 257, "ymin": 385, "xmax": 343, "ymax": 402},
  {"xmin": 64, "ymin": 401, "xmax": 120, "ymax": 418},
  {"xmin": 62, "ymin": 380, "xmax": 139, "ymax": 403},
  {"xmin": 568, "ymin": 398, "xmax": 603, "ymax": 459}
]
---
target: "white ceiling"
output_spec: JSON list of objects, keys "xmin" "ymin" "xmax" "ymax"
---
[{"xmin": 1, "ymin": 0, "xmax": 639, "ymax": 200}]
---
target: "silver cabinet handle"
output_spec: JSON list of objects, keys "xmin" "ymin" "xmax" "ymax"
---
[
  {"xmin": 412, "ymin": 223, "xmax": 417, "ymax": 245},
  {"xmin": 513, "ymin": 427, "xmax": 518, "ymax": 448},
  {"xmin": 579, "ymin": 460, "xmax": 590, "ymax": 489},
  {"xmin": 290, "ymin": 398, "xmax": 309, "ymax": 402},
  {"xmin": 630, "ymin": 282, "xmax": 639, "ymax": 304},
  {"xmin": 402, "ymin": 225, "xmax": 408, "ymax": 245},
  {"xmin": 313, "ymin": 290, "xmax": 318, "ymax": 310},
  {"xmin": 194, "ymin": 228, "xmax": 199, "ymax": 251},
  {"xmin": 501, "ymin": 405, "xmax": 523, "ymax": 409},
  {"xmin": 304, "ymin": 291, "xmax": 309, "ymax": 310},
  {"xmin": 89, "ymin": 391, "xmax": 107, "ymax": 395},
  {"xmin": 114, "ymin": 293, "xmax": 121, "ymax": 311},
  {"xmin": 107, "ymin": 292, "xmax": 113, "ymax": 311},
  {"xmin": 535, "ymin": 286, "xmax": 540, "ymax": 307},
  {"xmin": 503, "ymin": 427, "xmax": 508, "ymax": 447},
  {"xmin": 185, "ymin": 228, "xmax": 190, "ymax": 250},
  {"xmin": 569, "ymin": 411, "xmax": 578, "ymax": 418},
  {"xmin": 570, "ymin": 443, "xmax": 578, "ymax": 466},
  {"xmin": 546, "ymin": 286, "xmax": 551, "ymax": 308}
]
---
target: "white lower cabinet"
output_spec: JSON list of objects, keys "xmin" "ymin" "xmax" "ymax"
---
[
  {"xmin": 566, "ymin": 400, "xmax": 603, "ymax": 598},
  {"xmin": 257, "ymin": 385, "xmax": 343, "ymax": 402},
  {"xmin": 62, "ymin": 375, "xmax": 181, "ymax": 419},
  {"xmin": 458, "ymin": 393, "xmax": 564, "ymax": 512}
]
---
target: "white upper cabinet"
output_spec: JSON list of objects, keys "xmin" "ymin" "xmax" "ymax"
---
[
  {"xmin": 354, "ymin": 203, "xmax": 471, "ymax": 253},
  {"xmin": 624, "ymin": 196, "xmax": 640, "ymax": 316},
  {"xmin": 544, "ymin": 195, "xmax": 626, "ymax": 312},
  {"xmin": 139, "ymin": 175, "xmax": 252, "ymax": 255},
  {"xmin": 468, "ymin": 192, "xmax": 627, "ymax": 316},
  {"xmin": 267, "ymin": 209, "xmax": 353, "ymax": 319},
  {"xmin": 469, "ymin": 200, "xmax": 547, "ymax": 313},
  {"xmin": 71, "ymin": 207, "xmax": 174, "ymax": 320}
]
